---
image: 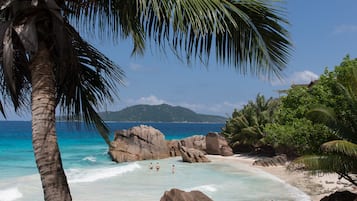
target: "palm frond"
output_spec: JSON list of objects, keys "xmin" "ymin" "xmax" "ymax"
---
[
  {"xmin": 0, "ymin": 20, "xmax": 31, "ymax": 111},
  {"xmin": 56, "ymin": 22, "xmax": 124, "ymax": 145},
  {"xmin": 321, "ymin": 140, "xmax": 357, "ymax": 158},
  {"xmin": 64, "ymin": 0, "xmax": 291, "ymax": 78},
  {"xmin": 290, "ymin": 154, "xmax": 357, "ymax": 174},
  {"xmin": 0, "ymin": 99, "xmax": 5, "ymax": 117},
  {"xmin": 215, "ymin": 0, "xmax": 291, "ymax": 79},
  {"xmin": 306, "ymin": 105, "xmax": 336, "ymax": 126},
  {"xmin": 64, "ymin": 0, "xmax": 145, "ymax": 55}
]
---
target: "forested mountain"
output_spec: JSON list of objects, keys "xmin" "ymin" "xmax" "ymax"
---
[{"xmin": 99, "ymin": 104, "xmax": 227, "ymax": 123}]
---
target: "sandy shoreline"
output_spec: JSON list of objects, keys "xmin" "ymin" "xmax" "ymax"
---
[{"xmin": 206, "ymin": 154, "xmax": 356, "ymax": 201}]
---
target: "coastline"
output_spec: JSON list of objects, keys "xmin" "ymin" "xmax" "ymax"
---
[{"xmin": 206, "ymin": 154, "xmax": 356, "ymax": 201}]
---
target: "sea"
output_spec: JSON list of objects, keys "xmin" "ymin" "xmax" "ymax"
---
[{"xmin": 0, "ymin": 121, "xmax": 311, "ymax": 201}]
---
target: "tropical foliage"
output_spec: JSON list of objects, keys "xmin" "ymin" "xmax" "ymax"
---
[
  {"xmin": 0, "ymin": 0, "xmax": 292, "ymax": 200},
  {"xmin": 264, "ymin": 83, "xmax": 337, "ymax": 156},
  {"xmin": 292, "ymin": 57, "xmax": 357, "ymax": 186},
  {"xmin": 223, "ymin": 56, "xmax": 357, "ymax": 186},
  {"xmin": 222, "ymin": 94, "xmax": 279, "ymax": 150}
]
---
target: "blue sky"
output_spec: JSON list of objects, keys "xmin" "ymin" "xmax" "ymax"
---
[{"xmin": 2, "ymin": 0, "xmax": 357, "ymax": 120}]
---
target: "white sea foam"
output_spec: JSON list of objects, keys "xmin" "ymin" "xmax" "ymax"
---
[
  {"xmin": 82, "ymin": 156, "xmax": 96, "ymax": 162},
  {"xmin": 67, "ymin": 162, "xmax": 141, "ymax": 183},
  {"xmin": 0, "ymin": 187, "xmax": 22, "ymax": 201},
  {"xmin": 185, "ymin": 184, "xmax": 217, "ymax": 193}
]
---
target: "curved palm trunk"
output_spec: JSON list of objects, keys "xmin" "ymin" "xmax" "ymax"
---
[{"xmin": 31, "ymin": 43, "xmax": 72, "ymax": 201}]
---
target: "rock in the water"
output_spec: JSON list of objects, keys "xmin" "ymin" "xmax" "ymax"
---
[
  {"xmin": 108, "ymin": 125, "xmax": 170, "ymax": 162},
  {"xmin": 320, "ymin": 190, "xmax": 357, "ymax": 201},
  {"xmin": 179, "ymin": 146, "xmax": 210, "ymax": 163},
  {"xmin": 160, "ymin": 188, "xmax": 214, "ymax": 201},
  {"xmin": 206, "ymin": 132, "xmax": 233, "ymax": 156}
]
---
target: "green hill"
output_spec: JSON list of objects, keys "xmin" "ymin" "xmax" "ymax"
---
[{"xmin": 99, "ymin": 104, "xmax": 227, "ymax": 123}]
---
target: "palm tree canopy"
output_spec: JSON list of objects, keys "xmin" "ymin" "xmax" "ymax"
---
[
  {"xmin": 64, "ymin": 0, "xmax": 291, "ymax": 79},
  {"xmin": 0, "ymin": 0, "xmax": 124, "ymax": 143}
]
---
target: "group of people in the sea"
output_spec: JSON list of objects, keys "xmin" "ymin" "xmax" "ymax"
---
[{"xmin": 149, "ymin": 162, "xmax": 175, "ymax": 174}]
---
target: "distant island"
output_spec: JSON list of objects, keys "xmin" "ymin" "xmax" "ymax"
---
[{"xmin": 99, "ymin": 104, "xmax": 227, "ymax": 123}]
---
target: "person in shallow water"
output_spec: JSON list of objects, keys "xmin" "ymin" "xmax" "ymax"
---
[
  {"xmin": 149, "ymin": 162, "xmax": 153, "ymax": 170},
  {"xmin": 156, "ymin": 162, "xmax": 160, "ymax": 171},
  {"xmin": 172, "ymin": 164, "xmax": 175, "ymax": 174}
]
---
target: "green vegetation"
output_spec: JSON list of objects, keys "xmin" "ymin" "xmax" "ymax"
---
[
  {"xmin": 223, "ymin": 56, "xmax": 357, "ymax": 186},
  {"xmin": 99, "ymin": 104, "xmax": 227, "ymax": 123},
  {"xmin": 222, "ymin": 94, "xmax": 279, "ymax": 152}
]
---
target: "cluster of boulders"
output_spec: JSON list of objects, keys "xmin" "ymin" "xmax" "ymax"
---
[{"xmin": 108, "ymin": 125, "xmax": 233, "ymax": 163}]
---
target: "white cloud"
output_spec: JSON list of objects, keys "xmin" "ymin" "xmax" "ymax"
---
[
  {"xmin": 290, "ymin": 70, "xmax": 319, "ymax": 84},
  {"xmin": 333, "ymin": 24, "xmax": 357, "ymax": 34},
  {"xmin": 132, "ymin": 95, "xmax": 166, "ymax": 105},
  {"xmin": 271, "ymin": 70, "xmax": 319, "ymax": 86},
  {"xmin": 129, "ymin": 63, "xmax": 143, "ymax": 71}
]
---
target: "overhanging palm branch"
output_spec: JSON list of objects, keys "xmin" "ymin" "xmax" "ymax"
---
[
  {"xmin": 0, "ymin": 1, "xmax": 124, "ymax": 144},
  {"xmin": 291, "ymin": 153, "xmax": 357, "ymax": 186},
  {"xmin": 321, "ymin": 140, "xmax": 357, "ymax": 158},
  {"xmin": 64, "ymin": 0, "xmax": 291, "ymax": 79}
]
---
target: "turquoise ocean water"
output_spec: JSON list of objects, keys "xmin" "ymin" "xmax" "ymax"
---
[{"xmin": 0, "ymin": 121, "xmax": 310, "ymax": 201}]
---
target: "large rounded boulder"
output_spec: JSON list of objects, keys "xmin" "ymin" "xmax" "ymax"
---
[
  {"xmin": 160, "ymin": 188, "xmax": 213, "ymax": 201},
  {"xmin": 109, "ymin": 125, "xmax": 170, "ymax": 162}
]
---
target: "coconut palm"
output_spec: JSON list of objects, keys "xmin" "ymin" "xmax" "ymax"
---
[
  {"xmin": 0, "ymin": 0, "xmax": 292, "ymax": 200},
  {"xmin": 292, "ymin": 69, "xmax": 357, "ymax": 186},
  {"xmin": 222, "ymin": 94, "xmax": 279, "ymax": 148}
]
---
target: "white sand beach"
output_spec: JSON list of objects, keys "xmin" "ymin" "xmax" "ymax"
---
[{"xmin": 207, "ymin": 154, "xmax": 356, "ymax": 201}]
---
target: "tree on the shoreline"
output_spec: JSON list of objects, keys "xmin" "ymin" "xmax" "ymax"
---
[
  {"xmin": 291, "ymin": 57, "xmax": 357, "ymax": 186},
  {"xmin": 0, "ymin": 0, "xmax": 292, "ymax": 200},
  {"xmin": 222, "ymin": 94, "xmax": 279, "ymax": 151}
]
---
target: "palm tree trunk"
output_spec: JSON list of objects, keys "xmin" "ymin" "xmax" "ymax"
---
[{"xmin": 31, "ymin": 42, "xmax": 72, "ymax": 201}]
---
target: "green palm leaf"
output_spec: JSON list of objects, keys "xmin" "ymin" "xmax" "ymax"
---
[
  {"xmin": 290, "ymin": 154, "xmax": 357, "ymax": 174},
  {"xmin": 64, "ymin": 0, "xmax": 291, "ymax": 79},
  {"xmin": 56, "ymin": 22, "xmax": 124, "ymax": 145},
  {"xmin": 321, "ymin": 140, "xmax": 357, "ymax": 158}
]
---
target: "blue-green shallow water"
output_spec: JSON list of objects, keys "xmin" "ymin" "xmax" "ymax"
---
[{"xmin": 0, "ymin": 121, "xmax": 310, "ymax": 201}]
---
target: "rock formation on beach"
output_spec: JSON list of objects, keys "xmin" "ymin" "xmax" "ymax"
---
[
  {"xmin": 108, "ymin": 125, "xmax": 170, "ymax": 162},
  {"xmin": 206, "ymin": 132, "xmax": 233, "ymax": 156},
  {"xmin": 108, "ymin": 125, "xmax": 232, "ymax": 163},
  {"xmin": 168, "ymin": 135, "xmax": 207, "ymax": 157},
  {"xmin": 179, "ymin": 146, "xmax": 210, "ymax": 163},
  {"xmin": 160, "ymin": 188, "xmax": 213, "ymax": 201}
]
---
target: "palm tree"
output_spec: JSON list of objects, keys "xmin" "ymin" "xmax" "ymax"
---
[
  {"xmin": 0, "ymin": 0, "xmax": 292, "ymax": 200},
  {"xmin": 222, "ymin": 94, "xmax": 279, "ymax": 149},
  {"xmin": 292, "ymin": 69, "xmax": 357, "ymax": 186}
]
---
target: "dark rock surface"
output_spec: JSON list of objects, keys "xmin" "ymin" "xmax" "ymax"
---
[
  {"xmin": 320, "ymin": 190, "xmax": 357, "ymax": 201},
  {"xmin": 252, "ymin": 154, "xmax": 288, "ymax": 167},
  {"xmin": 160, "ymin": 188, "xmax": 214, "ymax": 201}
]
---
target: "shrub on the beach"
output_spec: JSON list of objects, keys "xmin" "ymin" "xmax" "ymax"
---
[
  {"xmin": 292, "ymin": 56, "xmax": 357, "ymax": 186},
  {"xmin": 264, "ymin": 119, "xmax": 335, "ymax": 156}
]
